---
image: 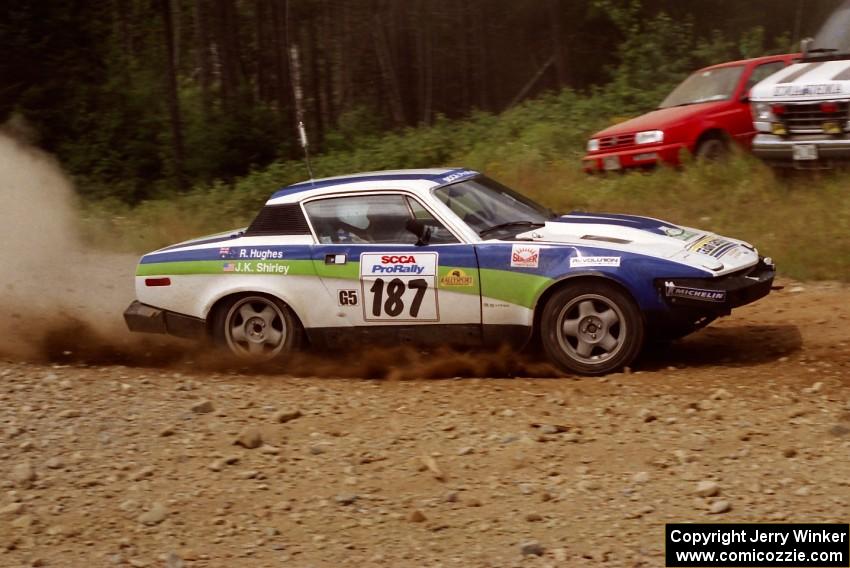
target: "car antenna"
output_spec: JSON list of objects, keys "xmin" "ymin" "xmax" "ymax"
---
[{"xmin": 288, "ymin": 44, "xmax": 315, "ymax": 185}]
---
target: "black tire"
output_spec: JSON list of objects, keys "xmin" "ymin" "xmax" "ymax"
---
[
  {"xmin": 211, "ymin": 294, "xmax": 302, "ymax": 362},
  {"xmin": 695, "ymin": 137, "xmax": 728, "ymax": 161},
  {"xmin": 540, "ymin": 281, "xmax": 644, "ymax": 375}
]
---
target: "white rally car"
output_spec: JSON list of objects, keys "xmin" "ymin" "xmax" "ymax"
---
[{"xmin": 124, "ymin": 168, "xmax": 775, "ymax": 375}]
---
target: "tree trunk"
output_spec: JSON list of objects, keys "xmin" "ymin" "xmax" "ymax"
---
[
  {"xmin": 271, "ymin": 0, "xmax": 292, "ymax": 140},
  {"xmin": 549, "ymin": 0, "xmax": 567, "ymax": 87},
  {"xmin": 372, "ymin": 12, "xmax": 405, "ymax": 126},
  {"xmin": 193, "ymin": 0, "xmax": 213, "ymax": 114},
  {"xmin": 159, "ymin": 0, "xmax": 187, "ymax": 188}
]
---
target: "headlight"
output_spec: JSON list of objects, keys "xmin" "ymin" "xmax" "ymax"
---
[
  {"xmin": 635, "ymin": 130, "xmax": 664, "ymax": 145},
  {"xmin": 752, "ymin": 102, "xmax": 775, "ymax": 122},
  {"xmin": 587, "ymin": 139, "xmax": 600, "ymax": 152}
]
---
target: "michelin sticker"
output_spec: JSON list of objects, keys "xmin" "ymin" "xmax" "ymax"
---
[
  {"xmin": 665, "ymin": 282, "xmax": 727, "ymax": 302},
  {"xmin": 511, "ymin": 245, "xmax": 540, "ymax": 268},
  {"xmin": 360, "ymin": 253, "xmax": 439, "ymax": 322},
  {"xmin": 570, "ymin": 256, "xmax": 621, "ymax": 268}
]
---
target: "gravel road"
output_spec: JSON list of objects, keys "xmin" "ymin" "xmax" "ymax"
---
[{"xmin": 1, "ymin": 281, "xmax": 849, "ymax": 567}]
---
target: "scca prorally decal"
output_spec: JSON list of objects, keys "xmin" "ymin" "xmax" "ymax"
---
[
  {"xmin": 360, "ymin": 253, "xmax": 437, "ymax": 277},
  {"xmin": 511, "ymin": 245, "xmax": 540, "ymax": 268},
  {"xmin": 219, "ymin": 247, "xmax": 284, "ymax": 260},
  {"xmin": 570, "ymin": 256, "xmax": 621, "ymax": 268},
  {"xmin": 222, "ymin": 261, "xmax": 290, "ymax": 274},
  {"xmin": 439, "ymin": 268, "xmax": 474, "ymax": 287},
  {"xmin": 664, "ymin": 282, "xmax": 727, "ymax": 302}
]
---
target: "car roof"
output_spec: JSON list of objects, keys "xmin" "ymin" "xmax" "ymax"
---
[
  {"xmin": 700, "ymin": 53, "xmax": 798, "ymax": 71},
  {"xmin": 266, "ymin": 167, "xmax": 479, "ymax": 204}
]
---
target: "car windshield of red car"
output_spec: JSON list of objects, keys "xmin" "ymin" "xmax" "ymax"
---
[{"xmin": 658, "ymin": 66, "xmax": 744, "ymax": 109}]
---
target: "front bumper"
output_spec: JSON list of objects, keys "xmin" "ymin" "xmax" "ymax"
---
[
  {"xmin": 123, "ymin": 301, "xmax": 206, "ymax": 340},
  {"xmin": 752, "ymin": 133, "xmax": 850, "ymax": 167},
  {"xmin": 582, "ymin": 142, "xmax": 686, "ymax": 172},
  {"xmin": 657, "ymin": 257, "xmax": 775, "ymax": 312},
  {"xmin": 645, "ymin": 257, "xmax": 775, "ymax": 339}
]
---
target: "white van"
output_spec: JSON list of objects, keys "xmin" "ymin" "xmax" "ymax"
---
[{"xmin": 750, "ymin": 0, "xmax": 850, "ymax": 168}]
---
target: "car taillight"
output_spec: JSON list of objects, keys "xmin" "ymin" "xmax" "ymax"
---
[
  {"xmin": 820, "ymin": 101, "xmax": 840, "ymax": 114},
  {"xmin": 145, "ymin": 277, "xmax": 171, "ymax": 287},
  {"xmin": 771, "ymin": 104, "xmax": 786, "ymax": 116}
]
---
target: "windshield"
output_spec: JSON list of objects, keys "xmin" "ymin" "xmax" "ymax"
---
[
  {"xmin": 659, "ymin": 66, "xmax": 744, "ymax": 108},
  {"xmin": 433, "ymin": 176, "xmax": 555, "ymax": 237},
  {"xmin": 806, "ymin": 1, "xmax": 850, "ymax": 60}
]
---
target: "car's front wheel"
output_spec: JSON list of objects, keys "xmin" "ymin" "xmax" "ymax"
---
[
  {"xmin": 540, "ymin": 282, "xmax": 644, "ymax": 375},
  {"xmin": 212, "ymin": 294, "xmax": 301, "ymax": 362}
]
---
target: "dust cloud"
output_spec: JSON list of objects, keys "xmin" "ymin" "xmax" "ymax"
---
[{"xmin": 0, "ymin": 130, "xmax": 140, "ymax": 360}]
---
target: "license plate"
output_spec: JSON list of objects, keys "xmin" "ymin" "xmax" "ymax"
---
[
  {"xmin": 603, "ymin": 156, "xmax": 621, "ymax": 171},
  {"xmin": 792, "ymin": 144, "xmax": 818, "ymax": 161}
]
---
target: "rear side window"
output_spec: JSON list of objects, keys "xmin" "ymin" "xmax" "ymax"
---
[{"xmin": 245, "ymin": 204, "xmax": 311, "ymax": 236}]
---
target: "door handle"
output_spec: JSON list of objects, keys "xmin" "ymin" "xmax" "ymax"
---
[{"xmin": 325, "ymin": 253, "xmax": 347, "ymax": 265}]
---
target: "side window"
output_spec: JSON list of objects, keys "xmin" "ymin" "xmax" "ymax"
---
[
  {"xmin": 406, "ymin": 197, "xmax": 459, "ymax": 245},
  {"xmin": 304, "ymin": 194, "xmax": 459, "ymax": 245},
  {"xmin": 746, "ymin": 61, "xmax": 786, "ymax": 92}
]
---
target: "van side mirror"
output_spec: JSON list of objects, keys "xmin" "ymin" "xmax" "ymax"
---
[{"xmin": 801, "ymin": 37, "xmax": 813, "ymax": 59}]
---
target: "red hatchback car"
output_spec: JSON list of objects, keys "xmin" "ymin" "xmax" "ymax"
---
[{"xmin": 582, "ymin": 54, "xmax": 798, "ymax": 172}]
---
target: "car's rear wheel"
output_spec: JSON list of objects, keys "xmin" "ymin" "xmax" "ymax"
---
[
  {"xmin": 540, "ymin": 282, "xmax": 644, "ymax": 375},
  {"xmin": 213, "ymin": 295, "xmax": 301, "ymax": 362}
]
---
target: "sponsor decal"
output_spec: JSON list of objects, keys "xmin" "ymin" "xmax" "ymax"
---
[
  {"xmin": 359, "ymin": 252, "xmax": 439, "ymax": 322},
  {"xmin": 660, "ymin": 226, "xmax": 699, "ymax": 241},
  {"xmin": 664, "ymin": 282, "xmax": 727, "ymax": 303},
  {"xmin": 338, "ymin": 289, "xmax": 358, "ymax": 306},
  {"xmin": 360, "ymin": 253, "xmax": 437, "ymax": 277},
  {"xmin": 368, "ymin": 255, "xmax": 427, "ymax": 275},
  {"xmin": 688, "ymin": 236, "xmax": 737, "ymax": 258},
  {"xmin": 511, "ymin": 245, "xmax": 540, "ymax": 268},
  {"xmin": 439, "ymin": 268, "xmax": 474, "ymax": 287},
  {"xmin": 570, "ymin": 256, "xmax": 621, "ymax": 268},
  {"xmin": 441, "ymin": 169, "xmax": 477, "ymax": 183},
  {"xmin": 222, "ymin": 261, "xmax": 290, "ymax": 274},
  {"xmin": 773, "ymin": 83, "xmax": 843, "ymax": 97}
]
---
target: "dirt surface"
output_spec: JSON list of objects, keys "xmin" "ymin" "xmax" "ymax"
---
[{"xmin": 1, "ymin": 280, "xmax": 849, "ymax": 568}]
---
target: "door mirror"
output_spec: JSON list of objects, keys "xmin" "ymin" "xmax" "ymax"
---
[
  {"xmin": 740, "ymin": 94, "xmax": 750, "ymax": 104},
  {"xmin": 801, "ymin": 37, "xmax": 813, "ymax": 59},
  {"xmin": 406, "ymin": 218, "xmax": 432, "ymax": 247}
]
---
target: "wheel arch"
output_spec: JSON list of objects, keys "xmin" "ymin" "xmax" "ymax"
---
[
  {"xmin": 531, "ymin": 273, "xmax": 645, "ymax": 336},
  {"xmin": 694, "ymin": 128, "xmax": 730, "ymax": 151},
  {"xmin": 204, "ymin": 290, "xmax": 307, "ymax": 339}
]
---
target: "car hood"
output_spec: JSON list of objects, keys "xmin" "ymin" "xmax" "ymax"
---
[
  {"xmin": 592, "ymin": 103, "xmax": 726, "ymax": 138},
  {"xmin": 514, "ymin": 212, "xmax": 759, "ymax": 276},
  {"xmin": 750, "ymin": 60, "xmax": 850, "ymax": 102}
]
